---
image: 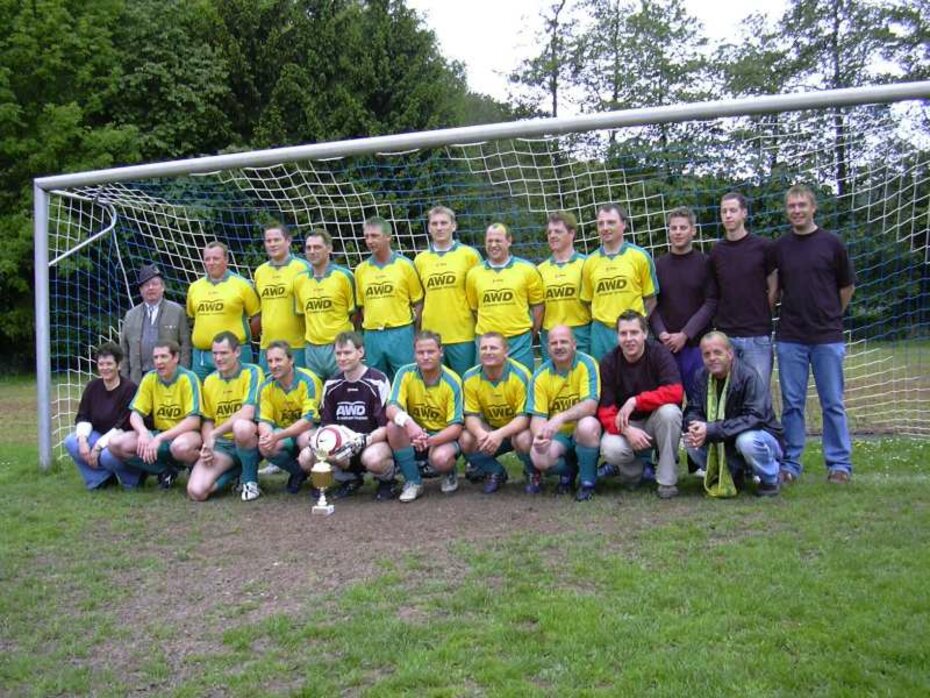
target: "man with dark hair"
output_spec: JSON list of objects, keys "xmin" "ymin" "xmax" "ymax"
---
[
  {"xmin": 120, "ymin": 264, "xmax": 191, "ymax": 383},
  {"xmin": 709, "ymin": 192, "xmax": 778, "ymax": 385},
  {"xmin": 598, "ymin": 310, "xmax": 683, "ymax": 498},
  {"xmin": 683, "ymin": 331, "xmax": 783, "ymax": 497},
  {"xmin": 775, "ymin": 184, "xmax": 856, "ymax": 484},
  {"xmin": 538, "ymin": 211, "xmax": 591, "ymax": 359}
]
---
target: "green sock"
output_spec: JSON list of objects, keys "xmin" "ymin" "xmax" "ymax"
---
[
  {"xmin": 237, "ymin": 445, "xmax": 260, "ymax": 484},
  {"xmin": 576, "ymin": 444, "xmax": 599, "ymax": 486},
  {"xmin": 395, "ymin": 446, "xmax": 421, "ymax": 485}
]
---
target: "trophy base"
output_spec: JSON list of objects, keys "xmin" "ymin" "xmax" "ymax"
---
[{"xmin": 311, "ymin": 504, "xmax": 335, "ymax": 516}]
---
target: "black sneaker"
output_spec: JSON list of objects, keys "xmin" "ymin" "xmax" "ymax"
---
[
  {"xmin": 756, "ymin": 480, "xmax": 780, "ymax": 497},
  {"xmin": 333, "ymin": 476, "xmax": 364, "ymax": 499},
  {"xmin": 524, "ymin": 471, "xmax": 543, "ymax": 494},
  {"xmin": 375, "ymin": 479, "xmax": 399, "ymax": 501},
  {"xmin": 158, "ymin": 466, "xmax": 179, "ymax": 490},
  {"xmin": 482, "ymin": 472, "xmax": 507, "ymax": 494},
  {"xmin": 597, "ymin": 463, "xmax": 619, "ymax": 480},
  {"xmin": 286, "ymin": 471, "xmax": 307, "ymax": 494},
  {"xmin": 575, "ymin": 482, "xmax": 595, "ymax": 502},
  {"xmin": 555, "ymin": 472, "xmax": 576, "ymax": 495},
  {"xmin": 464, "ymin": 462, "xmax": 485, "ymax": 484}
]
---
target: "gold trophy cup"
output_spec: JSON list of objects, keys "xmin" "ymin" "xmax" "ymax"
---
[{"xmin": 310, "ymin": 449, "xmax": 335, "ymax": 516}]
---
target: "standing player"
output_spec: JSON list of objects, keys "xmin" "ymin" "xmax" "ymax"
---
[
  {"xmin": 385, "ymin": 331, "xmax": 464, "ymax": 503},
  {"xmin": 465, "ymin": 223, "xmax": 545, "ymax": 373},
  {"xmin": 293, "ymin": 229, "xmax": 357, "ymax": 380},
  {"xmin": 775, "ymin": 184, "xmax": 856, "ymax": 484},
  {"xmin": 649, "ymin": 206, "xmax": 717, "ymax": 398},
  {"xmin": 355, "ymin": 216, "xmax": 424, "ymax": 381},
  {"xmin": 414, "ymin": 206, "xmax": 482, "ymax": 376},
  {"xmin": 254, "ymin": 224, "xmax": 310, "ymax": 370},
  {"xmin": 526, "ymin": 325, "xmax": 602, "ymax": 501},
  {"xmin": 537, "ymin": 211, "xmax": 590, "ymax": 359},
  {"xmin": 186, "ymin": 241, "xmax": 261, "ymax": 381},
  {"xmin": 187, "ymin": 332, "xmax": 265, "ymax": 502},
  {"xmin": 256, "ymin": 341, "xmax": 322, "ymax": 492},
  {"xmin": 297, "ymin": 331, "xmax": 397, "ymax": 500},
  {"xmin": 459, "ymin": 332, "xmax": 534, "ymax": 494},
  {"xmin": 709, "ymin": 192, "xmax": 778, "ymax": 385},
  {"xmin": 581, "ymin": 203, "xmax": 658, "ymax": 361},
  {"xmin": 103, "ymin": 340, "xmax": 203, "ymax": 488}
]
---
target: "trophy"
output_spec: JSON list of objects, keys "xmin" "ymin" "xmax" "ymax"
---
[{"xmin": 310, "ymin": 448, "xmax": 335, "ymax": 516}]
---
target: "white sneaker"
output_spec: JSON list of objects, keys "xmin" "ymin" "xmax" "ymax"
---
[
  {"xmin": 241, "ymin": 481, "xmax": 261, "ymax": 502},
  {"xmin": 259, "ymin": 463, "xmax": 282, "ymax": 476},
  {"xmin": 693, "ymin": 468, "xmax": 706, "ymax": 478},
  {"xmin": 441, "ymin": 470, "xmax": 459, "ymax": 494},
  {"xmin": 399, "ymin": 482, "xmax": 423, "ymax": 503}
]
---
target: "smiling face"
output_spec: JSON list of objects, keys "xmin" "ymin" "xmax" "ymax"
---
[
  {"xmin": 667, "ymin": 216, "xmax": 695, "ymax": 254},
  {"xmin": 547, "ymin": 325, "xmax": 576, "ymax": 367},
  {"xmin": 479, "ymin": 334, "xmax": 507, "ymax": 371},
  {"xmin": 334, "ymin": 339, "xmax": 365, "ymax": 374},
  {"xmin": 617, "ymin": 319, "xmax": 646, "ymax": 362},
  {"xmin": 547, "ymin": 219, "xmax": 574, "ymax": 257},
  {"xmin": 414, "ymin": 338, "xmax": 442, "ymax": 374},
  {"xmin": 211, "ymin": 338, "xmax": 240, "ymax": 376},
  {"xmin": 305, "ymin": 235, "xmax": 331, "ymax": 269},
  {"xmin": 264, "ymin": 227, "xmax": 290, "ymax": 263},
  {"xmin": 701, "ymin": 334, "xmax": 734, "ymax": 380},
  {"xmin": 484, "ymin": 225, "xmax": 511, "ymax": 265},
  {"xmin": 786, "ymin": 192, "xmax": 817, "ymax": 233},
  {"xmin": 96, "ymin": 354, "xmax": 119, "ymax": 382},
  {"xmin": 597, "ymin": 208, "xmax": 625, "ymax": 248},
  {"xmin": 266, "ymin": 346, "xmax": 294, "ymax": 383},
  {"xmin": 202, "ymin": 245, "xmax": 228, "ymax": 280}
]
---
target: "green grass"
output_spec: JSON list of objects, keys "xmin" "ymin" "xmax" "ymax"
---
[{"xmin": 2, "ymin": 382, "xmax": 930, "ymax": 695}]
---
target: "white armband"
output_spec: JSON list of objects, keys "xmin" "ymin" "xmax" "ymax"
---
[
  {"xmin": 393, "ymin": 411, "xmax": 410, "ymax": 428},
  {"xmin": 75, "ymin": 422, "xmax": 92, "ymax": 439},
  {"xmin": 95, "ymin": 428, "xmax": 122, "ymax": 451}
]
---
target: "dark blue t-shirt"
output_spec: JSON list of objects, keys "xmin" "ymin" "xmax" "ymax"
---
[{"xmin": 709, "ymin": 233, "xmax": 776, "ymax": 337}]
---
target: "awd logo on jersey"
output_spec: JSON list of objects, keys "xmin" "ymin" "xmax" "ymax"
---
[
  {"xmin": 335, "ymin": 402, "xmax": 367, "ymax": 418},
  {"xmin": 487, "ymin": 404, "xmax": 515, "ymax": 421},
  {"xmin": 281, "ymin": 408, "xmax": 303, "ymax": 423},
  {"xmin": 546, "ymin": 284, "xmax": 577, "ymax": 300},
  {"xmin": 155, "ymin": 404, "xmax": 183, "ymax": 419},
  {"xmin": 426, "ymin": 272, "xmax": 457, "ymax": 289},
  {"xmin": 215, "ymin": 401, "xmax": 243, "ymax": 419},
  {"xmin": 482, "ymin": 289, "xmax": 515, "ymax": 304},
  {"xmin": 551, "ymin": 394, "xmax": 580, "ymax": 413},
  {"xmin": 366, "ymin": 282, "xmax": 394, "ymax": 297},
  {"xmin": 411, "ymin": 405, "xmax": 442, "ymax": 422},
  {"xmin": 305, "ymin": 298, "xmax": 333, "ymax": 311},
  {"xmin": 261, "ymin": 285, "xmax": 287, "ymax": 299},
  {"xmin": 197, "ymin": 300, "xmax": 225, "ymax": 313},
  {"xmin": 595, "ymin": 276, "xmax": 628, "ymax": 293}
]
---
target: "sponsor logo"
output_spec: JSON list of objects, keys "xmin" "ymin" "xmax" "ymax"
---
[
  {"xmin": 261, "ymin": 285, "xmax": 287, "ymax": 298},
  {"xmin": 215, "ymin": 401, "xmax": 242, "ymax": 419},
  {"xmin": 335, "ymin": 402, "xmax": 367, "ymax": 418},
  {"xmin": 196, "ymin": 300, "xmax": 225, "ymax": 313},
  {"xmin": 487, "ymin": 404, "xmax": 514, "ymax": 420},
  {"xmin": 305, "ymin": 298, "xmax": 333, "ymax": 311},
  {"xmin": 281, "ymin": 408, "xmax": 303, "ymax": 424},
  {"xmin": 595, "ymin": 276, "xmax": 627, "ymax": 293},
  {"xmin": 551, "ymin": 394, "xmax": 580, "ymax": 413},
  {"xmin": 366, "ymin": 282, "xmax": 394, "ymax": 297},
  {"xmin": 546, "ymin": 284, "xmax": 577, "ymax": 299},
  {"xmin": 155, "ymin": 404, "xmax": 183, "ymax": 419},
  {"xmin": 411, "ymin": 405, "xmax": 442, "ymax": 422},
  {"xmin": 426, "ymin": 272, "xmax": 457, "ymax": 289},
  {"xmin": 481, "ymin": 289, "xmax": 515, "ymax": 304}
]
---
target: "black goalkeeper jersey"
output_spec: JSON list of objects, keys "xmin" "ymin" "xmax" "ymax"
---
[{"xmin": 320, "ymin": 367, "xmax": 390, "ymax": 434}]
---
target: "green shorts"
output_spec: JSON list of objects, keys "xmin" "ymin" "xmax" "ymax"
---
[
  {"xmin": 303, "ymin": 344, "xmax": 337, "ymax": 381},
  {"xmin": 443, "ymin": 341, "xmax": 477, "ymax": 377}
]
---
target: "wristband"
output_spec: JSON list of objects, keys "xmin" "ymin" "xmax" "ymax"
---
[{"xmin": 393, "ymin": 411, "xmax": 410, "ymax": 427}]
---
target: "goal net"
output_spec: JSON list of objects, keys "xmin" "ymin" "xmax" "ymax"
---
[{"xmin": 38, "ymin": 85, "xmax": 930, "ymax": 464}]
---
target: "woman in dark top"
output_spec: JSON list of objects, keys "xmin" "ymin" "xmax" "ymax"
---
[{"xmin": 65, "ymin": 342, "xmax": 137, "ymax": 489}]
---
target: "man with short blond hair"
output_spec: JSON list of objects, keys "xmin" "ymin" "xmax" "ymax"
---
[{"xmin": 538, "ymin": 211, "xmax": 590, "ymax": 359}]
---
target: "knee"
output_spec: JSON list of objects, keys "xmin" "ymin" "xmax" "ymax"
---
[
  {"xmin": 656, "ymin": 404, "xmax": 683, "ymax": 426},
  {"xmin": 232, "ymin": 419, "xmax": 256, "ymax": 443},
  {"xmin": 64, "ymin": 433, "xmax": 81, "ymax": 456},
  {"xmin": 574, "ymin": 417, "xmax": 602, "ymax": 447},
  {"xmin": 600, "ymin": 434, "xmax": 633, "ymax": 464},
  {"xmin": 459, "ymin": 431, "xmax": 476, "ymax": 454}
]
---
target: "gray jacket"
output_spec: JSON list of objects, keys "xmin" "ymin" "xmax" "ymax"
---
[{"xmin": 119, "ymin": 300, "xmax": 192, "ymax": 383}]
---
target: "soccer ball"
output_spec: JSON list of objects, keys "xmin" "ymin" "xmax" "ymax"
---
[{"xmin": 310, "ymin": 424, "xmax": 364, "ymax": 465}]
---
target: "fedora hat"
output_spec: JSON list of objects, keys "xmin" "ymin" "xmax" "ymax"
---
[{"xmin": 137, "ymin": 264, "xmax": 163, "ymax": 286}]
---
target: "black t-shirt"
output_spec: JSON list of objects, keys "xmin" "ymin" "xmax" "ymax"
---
[
  {"xmin": 652, "ymin": 250, "xmax": 717, "ymax": 346},
  {"xmin": 599, "ymin": 340, "xmax": 681, "ymax": 421},
  {"xmin": 320, "ymin": 366, "xmax": 390, "ymax": 434},
  {"xmin": 709, "ymin": 233, "xmax": 776, "ymax": 337},
  {"xmin": 75, "ymin": 377, "xmax": 138, "ymax": 433},
  {"xmin": 775, "ymin": 227, "xmax": 856, "ymax": 344}
]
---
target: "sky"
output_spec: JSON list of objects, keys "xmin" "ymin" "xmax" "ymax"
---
[{"xmin": 407, "ymin": 0, "xmax": 787, "ymax": 104}]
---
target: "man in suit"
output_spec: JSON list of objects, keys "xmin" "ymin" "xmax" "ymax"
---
[{"xmin": 120, "ymin": 264, "xmax": 191, "ymax": 383}]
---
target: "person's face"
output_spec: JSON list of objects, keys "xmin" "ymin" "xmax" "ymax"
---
[
  {"xmin": 139, "ymin": 276, "xmax": 165, "ymax": 304},
  {"xmin": 364, "ymin": 225, "xmax": 391, "ymax": 256},
  {"xmin": 547, "ymin": 220, "xmax": 574, "ymax": 256},
  {"xmin": 786, "ymin": 193, "xmax": 816, "ymax": 231},
  {"xmin": 334, "ymin": 341, "xmax": 364, "ymax": 373},
  {"xmin": 701, "ymin": 336, "xmax": 734, "ymax": 380},
  {"xmin": 547, "ymin": 327, "xmax": 576, "ymax": 365},
  {"xmin": 211, "ymin": 339, "xmax": 240, "ymax": 374},
  {"xmin": 720, "ymin": 199, "xmax": 747, "ymax": 233},
  {"xmin": 667, "ymin": 216, "xmax": 695, "ymax": 253},
  {"xmin": 485, "ymin": 227, "xmax": 511, "ymax": 264},
  {"xmin": 305, "ymin": 236, "xmax": 331, "ymax": 267},
  {"xmin": 428, "ymin": 213, "xmax": 456, "ymax": 246},
  {"xmin": 266, "ymin": 347, "xmax": 294, "ymax": 381},
  {"xmin": 264, "ymin": 228, "xmax": 290, "ymax": 262},
  {"xmin": 203, "ymin": 246, "xmax": 228, "ymax": 279},
  {"xmin": 152, "ymin": 346, "xmax": 179, "ymax": 379},
  {"xmin": 479, "ymin": 335, "xmax": 507, "ymax": 369},
  {"xmin": 597, "ymin": 209, "xmax": 625, "ymax": 246},
  {"xmin": 617, "ymin": 320, "xmax": 646, "ymax": 361},
  {"xmin": 97, "ymin": 354, "xmax": 119, "ymax": 382},
  {"xmin": 415, "ymin": 339, "xmax": 442, "ymax": 373}
]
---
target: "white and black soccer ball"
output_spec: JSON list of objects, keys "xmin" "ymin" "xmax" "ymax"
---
[{"xmin": 310, "ymin": 424, "xmax": 364, "ymax": 465}]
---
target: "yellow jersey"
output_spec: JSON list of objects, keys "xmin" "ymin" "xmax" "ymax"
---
[
  {"xmin": 293, "ymin": 263, "xmax": 357, "ymax": 344},
  {"xmin": 388, "ymin": 364, "xmax": 463, "ymax": 433},
  {"xmin": 355, "ymin": 252, "xmax": 424, "ymax": 330},
  {"xmin": 131, "ymin": 366, "xmax": 202, "ymax": 431},
  {"xmin": 528, "ymin": 352, "xmax": 600, "ymax": 435},
  {"xmin": 462, "ymin": 358, "xmax": 530, "ymax": 429},
  {"xmin": 257, "ymin": 368, "xmax": 322, "ymax": 428},
  {"xmin": 538, "ymin": 252, "xmax": 591, "ymax": 330},
  {"xmin": 202, "ymin": 363, "xmax": 264, "ymax": 441},
  {"xmin": 186, "ymin": 272, "xmax": 261, "ymax": 350},
  {"xmin": 580, "ymin": 243, "xmax": 658, "ymax": 326},
  {"xmin": 465, "ymin": 257, "xmax": 545, "ymax": 336},
  {"xmin": 254, "ymin": 255, "xmax": 311, "ymax": 349},
  {"xmin": 415, "ymin": 242, "xmax": 482, "ymax": 344}
]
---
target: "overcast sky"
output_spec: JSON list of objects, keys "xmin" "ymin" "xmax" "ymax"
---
[{"xmin": 407, "ymin": 0, "xmax": 786, "ymax": 104}]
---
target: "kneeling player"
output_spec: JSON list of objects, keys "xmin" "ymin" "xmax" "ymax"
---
[
  {"xmin": 257, "ymin": 341, "xmax": 322, "ymax": 494},
  {"xmin": 386, "ymin": 331, "xmax": 464, "ymax": 503},
  {"xmin": 459, "ymin": 332, "xmax": 533, "ymax": 493},
  {"xmin": 187, "ymin": 333, "xmax": 264, "ymax": 502},
  {"xmin": 298, "ymin": 331, "xmax": 396, "ymax": 500},
  {"xmin": 527, "ymin": 325, "xmax": 602, "ymax": 501}
]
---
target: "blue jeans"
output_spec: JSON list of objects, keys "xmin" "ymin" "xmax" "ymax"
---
[
  {"xmin": 730, "ymin": 335, "xmax": 773, "ymax": 388},
  {"xmin": 65, "ymin": 431, "xmax": 115, "ymax": 490},
  {"xmin": 776, "ymin": 341, "xmax": 852, "ymax": 477},
  {"xmin": 688, "ymin": 430, "xmax": 782, "ymax": 485},
  {"xmin": 673, "ymin": 345, "xmax": 703, "ymax": 399}
]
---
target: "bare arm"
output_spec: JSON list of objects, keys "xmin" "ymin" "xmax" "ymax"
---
[
  {"xmin": 643, "ymin": 295, "xmax": 657, "ymax": 317},
  {"xmin": 531, "ymin": 304, "xmax": 544, "ymax": 338},
  {"xmin": 767, "ymin": 270, "xmax": 779, "ymax": 311}
]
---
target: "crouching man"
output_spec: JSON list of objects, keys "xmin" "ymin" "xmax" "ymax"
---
[{"xmin": 683, "ymin": 331, "xmax": 784, "ymax": 497}]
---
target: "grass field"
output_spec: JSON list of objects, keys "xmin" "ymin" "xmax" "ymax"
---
[{"xmin": 2, "ymin": 377, "xmax": 929, "ymax": 696}]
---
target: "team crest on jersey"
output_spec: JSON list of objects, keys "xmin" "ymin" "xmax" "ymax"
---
[
  {"xmin": 546, "ymin": 284, "xmax": 576, "ymax": 299},
  {"xmin": 487, "ymin": 404, "xmax": 514, "ymax": 421},
  {"xmin": 305, "ymin": 298, "xmax": 333, "ymax": 311},
  {"xmin": 411, "ymin": 405, "xmax": 442, "ymax": 422},
  {"xmin": 595, "ymin": 276, "xmax": 628, "ymax": 293},
  {"xmin": 481, "ymin": 289, "xmax": 515, "ymax": 304},
  {"xmin": 426, "ymin": 272, "xmax": 456, "ymax": 289},
  {"xmin": 215, "ymin": 400, "xmax": 243, "ymax": 419},
  {"xmin": 551, "ymin": 394, "xmax": 580, "ymax": 413},
  {"xmin": 156, "ymin": 404, "xmax": 183, "ymax": 419},
  {"xmin": 366, "ymin": 282, "xmax": 394, "ymax": 297},
  {"xmin": 261, "ymin": 285, "xmax": 287, "ymax": 298},
  {"xmin": 335, "ymin": 401, "xmax": 367, "ymax": 419},
  {"xmin": 197, "ymin": 300, "xmax": 225, "ymax": 313}
]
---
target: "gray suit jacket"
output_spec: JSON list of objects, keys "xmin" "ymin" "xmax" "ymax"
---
[{"xmin": 119, "ymin": 300, "xmax": 192, "ymax": 383}]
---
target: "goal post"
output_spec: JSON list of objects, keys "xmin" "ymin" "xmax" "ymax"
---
[{"xmin": 34, "ymin": 81, "xmax": 930, "ymax": 470}]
